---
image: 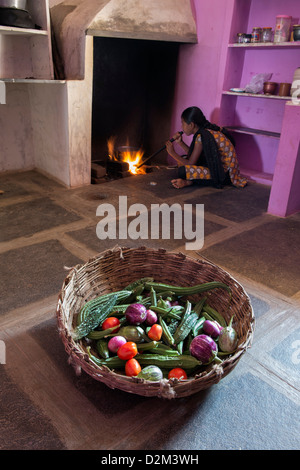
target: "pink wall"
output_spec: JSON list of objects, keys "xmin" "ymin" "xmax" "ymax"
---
[
  {"xmin": 170, "ymin": 0, "xmax": 300, "ymax": 183},
  {"xmin": 170, "ymin": 0, "xmax": 300, "ymax": 216},
  {"xmin": 170, "ymin": 0, "xmax": 233, "ymax": 143},
  {"xmin": 172, "ymin": 0, "xmax": 299, "ymax": 130},
  {"xmin": 268, "ymin": 103, "xmax": 300, "ymax": 216}
]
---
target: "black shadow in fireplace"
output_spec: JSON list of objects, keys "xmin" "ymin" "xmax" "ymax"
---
[{"xmin": 92, "ymin": 37, "xmax": 180, "ymax": 166}]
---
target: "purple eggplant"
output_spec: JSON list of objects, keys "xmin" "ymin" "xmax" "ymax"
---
[
  {"xmin": 189, "ymin": 334, "xmax": 218, "ymax": 364},
  {"xmin": 145, "ymin": 309, "xmax": 158, "ymax": 326},
  {"xmin": 125, "ymin": 303, "xmax": 147, "ymax": 325},
  {"xmin": 203, "ymin": 319, "xmax": 223, "ymax": 338}
]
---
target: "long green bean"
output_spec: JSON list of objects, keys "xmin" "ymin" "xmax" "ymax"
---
[{"xmin": 145, "ymin": 281, "xmax": 231, "ymax": 296}]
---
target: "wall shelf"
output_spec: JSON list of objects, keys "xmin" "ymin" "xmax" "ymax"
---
[
  {"xmin": 0, "ymin": 25, "xmax": 48, "ymax": 36},
  {"xmin": 0, "ymin": 0, "xmax": 53, "ymax": 80},
  {"xmin": 228, "ymin": 41, "xmax": 300, "ymax": 49},
  {"xmin": 219, "ymin": 0, "xmax": 300, "ymax": 216},
  {"xmin": 223, "ymin": 91, "xmax": 292, "ymax": 100},
  {"xmin": 0, "ymin": 78, "xmax": 65, "ymax": 84},
  {"xmin": 226, "ymin": 126, "xmax": 280, "ymax": 139}
]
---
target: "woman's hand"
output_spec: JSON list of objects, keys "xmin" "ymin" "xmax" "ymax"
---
[
  {"xmin": 166, "ymin": 131, "xmax": 183, "ymax": 157},
  {"xmin": 165, "ymin": 140, "xmax": 177, "ymax": 158},
  {"xmin": 172, "ymin": 131, "xmax": 183, "ymax": 143}
]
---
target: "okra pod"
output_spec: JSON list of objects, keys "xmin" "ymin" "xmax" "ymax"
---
[
  {"xmin": 150, "ymin": 305, "xmax": 183, "ymax": 321},
  {"xmin": 87, "ymin": 348, "xmax": 124, "ymax": 369},
  {"xmin": 148, "ymin": 342, "xmax": 175, "ymax": 351},
  {"xmin": 192, "ymin": 316, "xmax": 205, "ymax": 337},
  {"xmin": 96, "ymin": 339, "xmax": 110, "ymax": 359},
  {"xmin": 157, "ymin": 291, "xmax": 177, "ymax": 299},
  {"xmin": 150, "ymin": 287, "xmax": 157, "ymax": 307},
  {"xmin": 173, "ymin": 311, "xmax": 199, "ymax": 345},
  {"xmin": 126, "ymin": 284, "xmax": 145, "ymax": 303},
  {"xmin": 203, "ymin": 304, "xmax": 227, "ymax": 328},
  {"xmin": 185, "ymin": 332, "xmax": 194, "ymax": 351},
  {"xmin": 86, "ymin": 317, "xmax": 126, "ymax": 340},
  {"xmin": 135, "ymin": 353, "xmax": 202, "ymax": 370},
  {"xmin": 145, "ymin": 281, "xmax": 231, "ymax": 297},
  {"xmin": 159, "ymin": 316, "xmax": 175, "ymax": 346},
  {"xmin": 147, "ymin": 347, "xmax": 180, "ymax": 356},
  {"xmin": 177, "ymin": 341, "xmax": 184, "ymax": 354},
  {"xmin": 193, "ymin": 297, "xmax": 207, "ymax": 315},
  {"xmin": 137, "ymin": 341, "xmax": 159, "ymax": 351},
  {"xmin": 157, "ymin": 298, "xmax": 172, "ymax": 309},
  {"xmin": 202, "ymin": 310, "xmax": 216, "ymax": 323},
  {"xmin": 123, "ymin": 277, "xmax": 154, "ymax": 291},
  {"xmin": 179, "ymin": 300, "xmax": 192, "ymax": 323},
  {"xmin": 217, "ymin": 350, "xmax": 235, "ymax": 357},
  {"xmin": 141, "ymin": 297, "xmax": 152, "ymax": 308}
]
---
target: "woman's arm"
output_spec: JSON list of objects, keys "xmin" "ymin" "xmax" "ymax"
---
[
  {"xmin": 176, "ymin": 137, "xmax": 190, "ymax": 155},
  {"xmin": 166, "ymin": 137, "xmax": 202, "ymax": 166},
  {"xmin": 165, "ymin": 140, "xmax": 189, "ymax": 166},
  {"xmin": 187, "ymin": 140, "xmax": 202, "ymax": 165}
]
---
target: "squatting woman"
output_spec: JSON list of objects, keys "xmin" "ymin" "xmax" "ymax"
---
[{"xmin": 166, "ymin": 106, "xmax": 247, "ymax": 189}]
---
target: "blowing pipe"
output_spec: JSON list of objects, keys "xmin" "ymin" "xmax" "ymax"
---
[{"xmin": 136, "ymin": 131, "xmax": 183, "ymax": 169}]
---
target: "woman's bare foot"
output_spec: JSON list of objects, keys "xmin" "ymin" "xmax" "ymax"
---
[{"xmin": 171, "ymin": 178, "xmax": 193, "ymax": 189}]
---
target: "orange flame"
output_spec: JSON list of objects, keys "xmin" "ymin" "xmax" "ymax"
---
[
  {"xmin": 107, "ymin": 137, "xmax": 146, "ymax": 175},
  {"xmin": 107, "ymin": 136, "xmax": 118, "ymax": 161},
  {"xmin": 120, "ymin": 149, "xmax": 145, "ymax": 175}
]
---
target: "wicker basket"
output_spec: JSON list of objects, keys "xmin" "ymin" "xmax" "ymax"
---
[{"xmin": 56, "ymin": 246, "xmax": 255, "ymax": 399}]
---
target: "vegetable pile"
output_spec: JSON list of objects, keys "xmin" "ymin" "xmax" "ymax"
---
[{"xmin": 72, "ymin": 277, "xmax": 238, "ymax": 382}]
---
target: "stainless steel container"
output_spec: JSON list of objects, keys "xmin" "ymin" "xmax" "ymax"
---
[{"xmin": 0, "ymin": 0, "xmax": 27, "ymax": 10}]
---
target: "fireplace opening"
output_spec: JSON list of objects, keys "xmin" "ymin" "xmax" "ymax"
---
[{"xmin": 91, "ymin": 37, "xmax": 180, "ymax": 181}]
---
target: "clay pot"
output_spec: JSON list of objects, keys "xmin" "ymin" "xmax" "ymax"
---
[
  {"xmin": 278, "ymin": 83, "xmax": 291, "ymax": 97},
  {"xmin": 293, "ymin": 25, "xmax": 300, "ymax": 42},
  {"xmin": 263, "ymin": 81, "xmax": 278, "ymax": 95}
]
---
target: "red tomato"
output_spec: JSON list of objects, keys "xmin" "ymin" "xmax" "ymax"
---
[
  {"xmin": 168, "ymin": 368, "xmax": 188, "ymax": 380},
  {"xmin": 147, "ymin": 324, "xmax": 163, "ymax": 341},
  {"xmin": 117, "ymin": 341, "xmax": 138, "ymax": 360},
  {"xmin": 125, "ymin": 358, "xmax": 141, "ymax": 377},
  {"xmin": 102, "ymin": 317, "xmax": 120, "ymax": 332}
]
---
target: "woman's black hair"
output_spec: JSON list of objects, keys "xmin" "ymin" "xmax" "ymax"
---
[{"xmin": 181, "ymin": 106, "xmax": 235, "ymax": 146}]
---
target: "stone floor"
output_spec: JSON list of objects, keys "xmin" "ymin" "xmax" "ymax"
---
[{"xmin": 0, "ymin": 169, "xmax": 299, "ymax": 451}]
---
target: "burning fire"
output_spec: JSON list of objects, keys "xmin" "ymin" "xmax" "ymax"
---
[
  {"xmin": 120, "ymin": 148, "xmax": 146, "ymax": 175},
  {"xmin": 107, "ymin": 136, "xmax": 146, "ymax": 175}
]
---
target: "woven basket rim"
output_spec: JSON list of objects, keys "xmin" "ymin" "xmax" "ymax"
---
[{"xmin": 56, "ymin": 246, "xmax": 255, "ymax": 399}]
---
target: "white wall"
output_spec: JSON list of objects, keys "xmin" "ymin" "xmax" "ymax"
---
[
  {"xmin": 28, "ymin": 83, "xmax": 70, "ymax": 185},
  {"xmin": 0, "ymin": 84, "xmax": 35, "ymax": 173},
  {"xmin": 49, "ymin": 0, "xmax": 64, "ymax": 6}
]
